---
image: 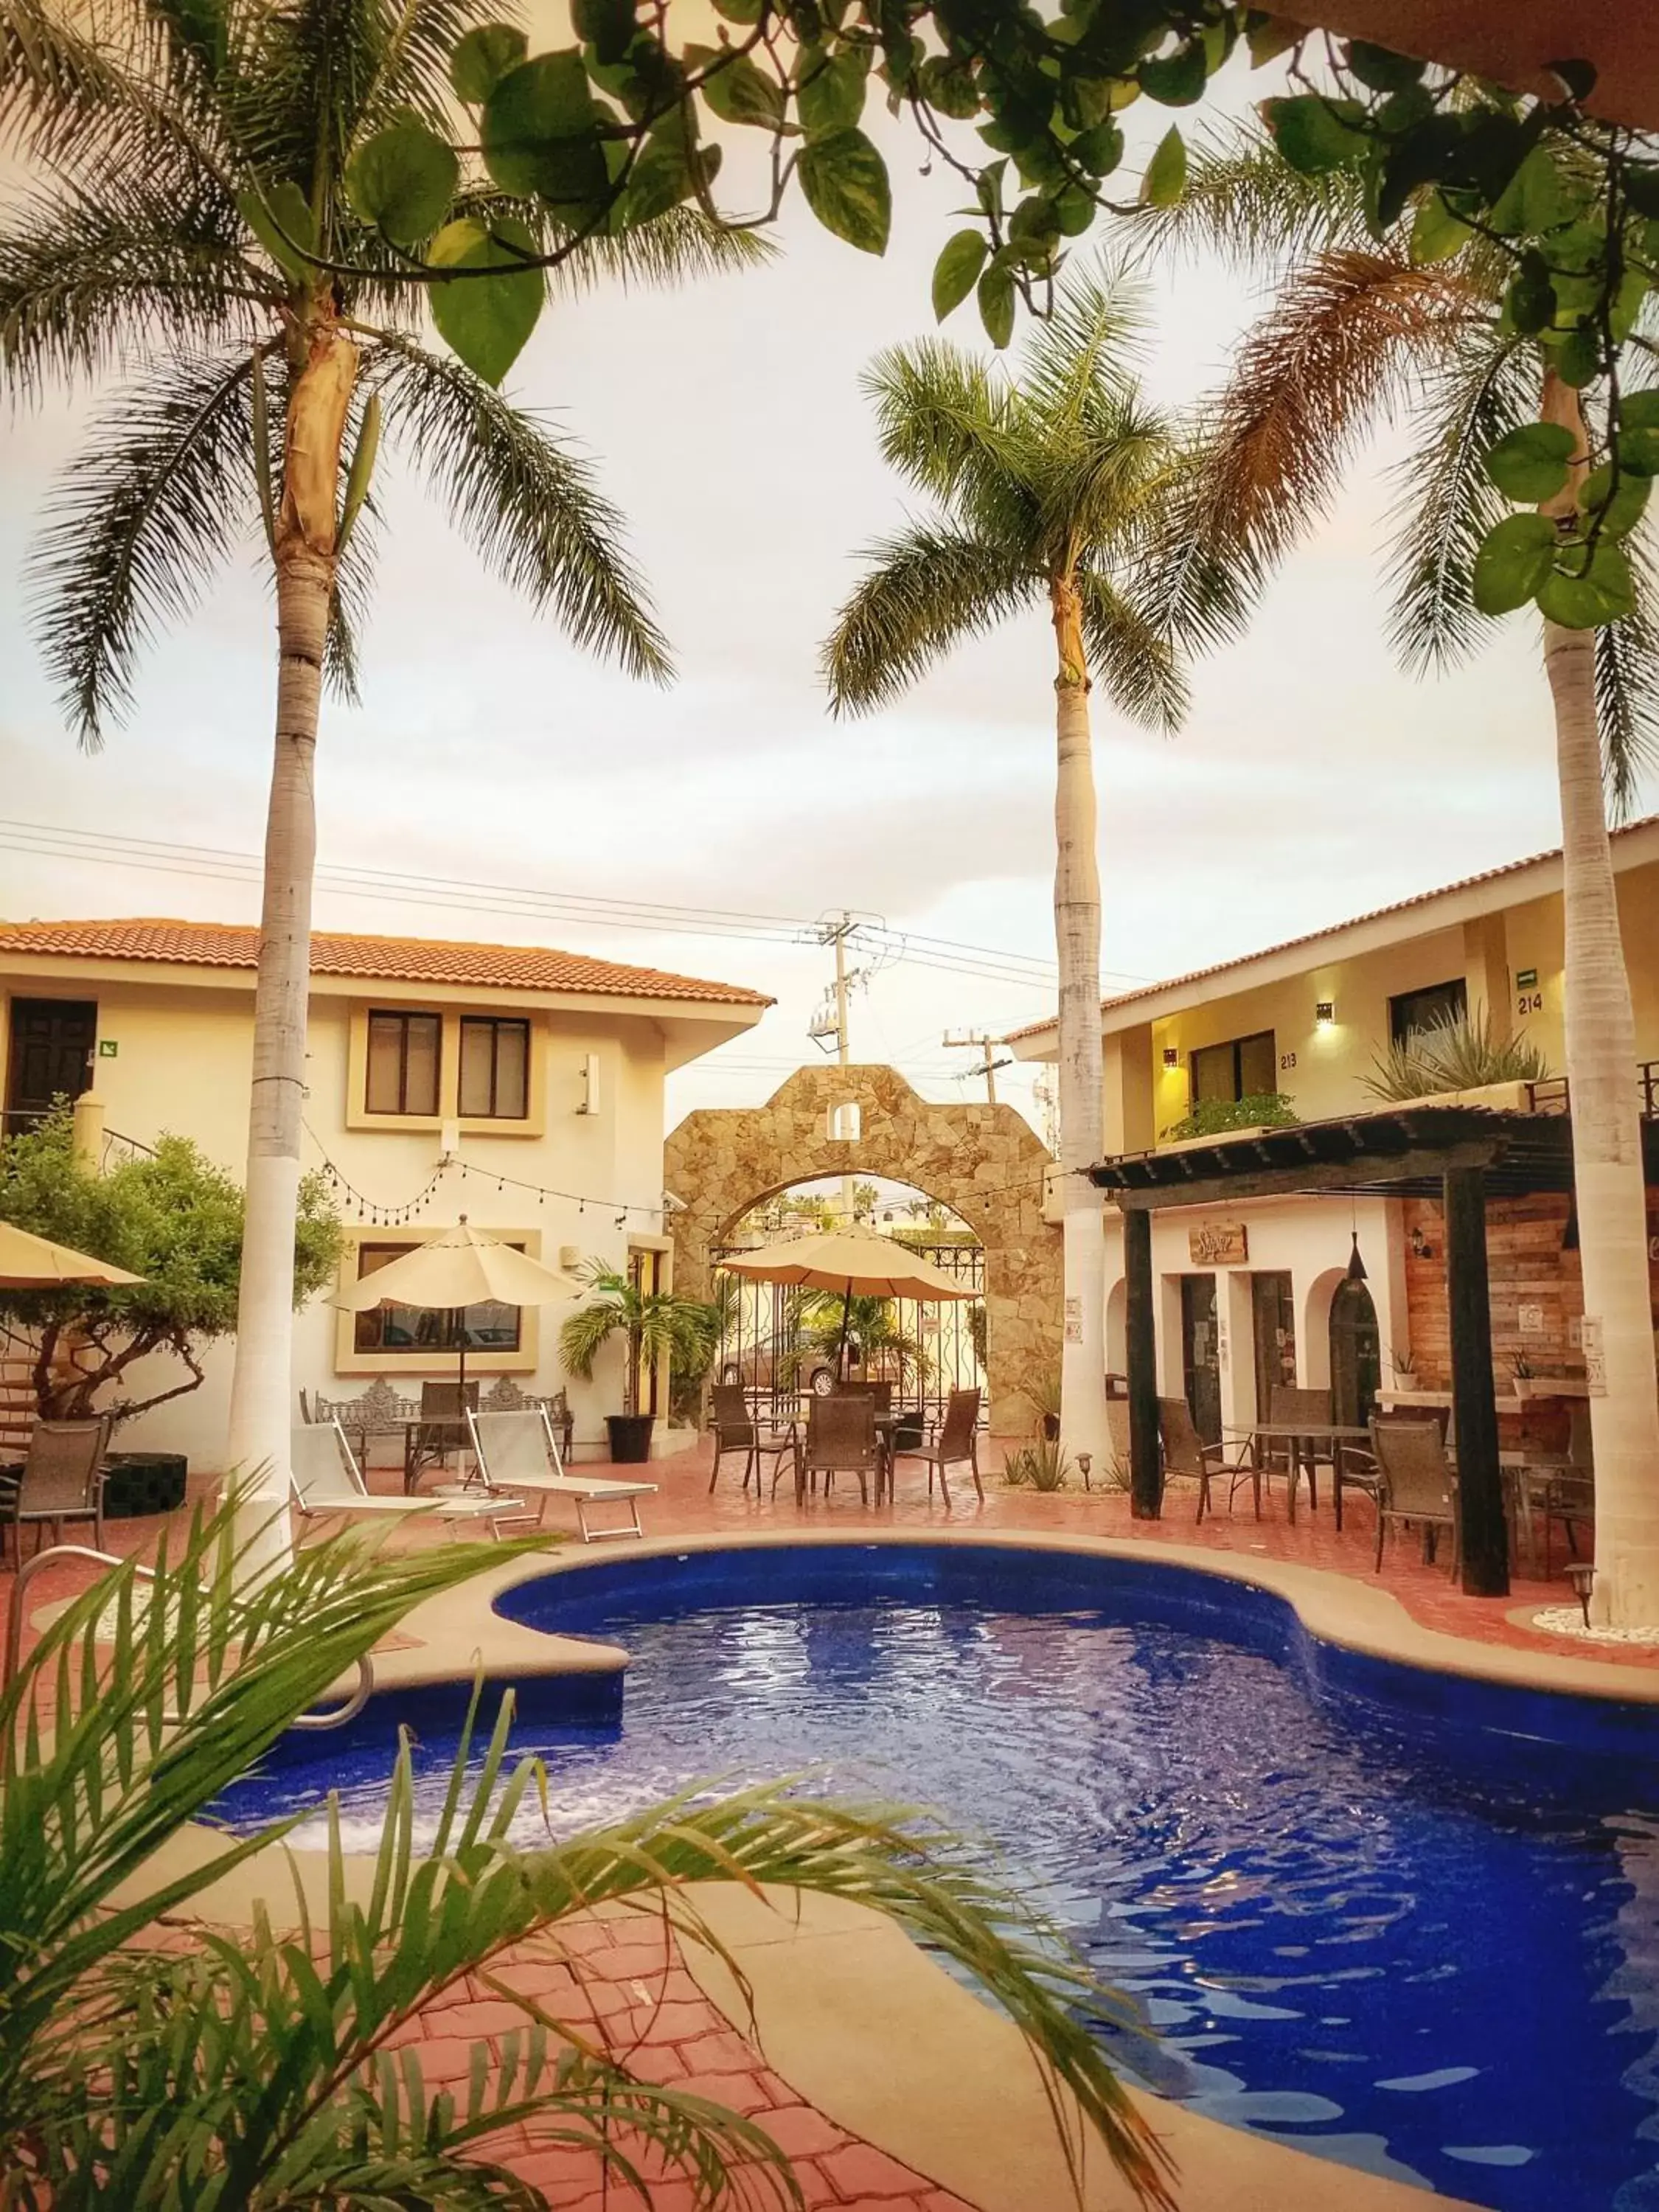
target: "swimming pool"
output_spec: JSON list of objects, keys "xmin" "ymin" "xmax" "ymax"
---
[{"xmin": 215, "ymin": 1541, "xmax": 1659, "ymax": 2211}]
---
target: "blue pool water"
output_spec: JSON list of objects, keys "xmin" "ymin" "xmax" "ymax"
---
[{"xmin": 216, "ymin": 1543, "xmax": 1659, "ymax": 2211}]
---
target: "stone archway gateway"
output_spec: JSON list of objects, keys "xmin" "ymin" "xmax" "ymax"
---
[{"xmin": 664, "ymin": 1065, "xmax": 1062, "ymax": 1427}]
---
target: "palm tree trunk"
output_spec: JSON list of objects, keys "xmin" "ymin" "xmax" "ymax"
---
[
  {"xmin": 1540, "ymin": 369, "xmax": 1659, "ymax": 1626},
  {"xmin": 1050, "ymin": 571, "xmax": 1110, "ymax": 1475},
  {"xmin": 224, "ymin": 321, "xmax": 357, "ymax": 1520}
]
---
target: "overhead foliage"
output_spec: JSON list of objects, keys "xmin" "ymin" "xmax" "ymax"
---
[{"xmin": 0, "ymin": 1107, "xmax": 340, "ymax": 1426}]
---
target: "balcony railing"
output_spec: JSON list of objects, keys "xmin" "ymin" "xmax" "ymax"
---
[{"xmin": 1524, "ymin": 1064, "xmax": 1659, "ymax": 1116}]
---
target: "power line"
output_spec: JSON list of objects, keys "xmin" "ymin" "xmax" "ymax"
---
[{"xmin": 0, "ymin": 816, "xmax": 1151, "ymax": 994}]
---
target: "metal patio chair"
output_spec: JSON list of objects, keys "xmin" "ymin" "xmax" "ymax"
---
[
  {"xmin": 1370, "ymin": 1419, "xmax": 1459, "ymax": 1573},
  {"xmin": 708, "ymin": 1383, "xmax": 796, "ymax": 1497},
  {"xmin": 1158, "ymin": 1397, "xmax": 1251, "ymax": 1522},
  {"xmin": 893, "ymin": 1386, "xmax": 982, "ymax": 1507},
  {"xmin": 0, "ymin": 1418, "xmax": 110, "ymax": 1564},
  {"xmin": 794, "ymin": 1393, "xmax": 880, "ymax": 1507}
]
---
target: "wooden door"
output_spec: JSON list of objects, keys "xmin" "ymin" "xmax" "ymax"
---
[
  {"xmin": 1329, "ymin": 1279, "xmax": 1381, "ymax": 1429},
  {"xmin": 5, "ymin": 998, "xmax": 97, "ymax": 1132},
  {"xmin": 1180, "ymin": 1274, "xmax": 1222, "ymax": 1443}
]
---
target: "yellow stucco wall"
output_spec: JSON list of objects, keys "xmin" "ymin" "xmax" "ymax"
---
[{"xmin": 0, "ymin": 962, "xmax": 727, "ymax": 1468}]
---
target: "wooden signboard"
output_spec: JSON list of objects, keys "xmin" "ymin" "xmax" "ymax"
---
[{"xmin": 1189, "ymin": 1221, "xmax": 1248, "ymax": 1267}]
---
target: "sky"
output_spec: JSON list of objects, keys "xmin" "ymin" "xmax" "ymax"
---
[{"xmin": 0, "ymin": 24, "xmax": 1616, "ymax": 1147}]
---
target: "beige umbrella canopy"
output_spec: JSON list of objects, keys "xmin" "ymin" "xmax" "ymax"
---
[
  {"xmin": 338, "ymin": 1218, "xmax": 584, "ymax": 1395},
  {"xmin": 718, "ymin": 1225, "xmax": 978, "ymax": 1385},
  {"xmin": 0, "ymin": 1220, "xmax": 145, "ymax": 1290}
]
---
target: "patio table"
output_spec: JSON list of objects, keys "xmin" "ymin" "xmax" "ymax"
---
[
  {"xmin": 869, "ymin": 1411, "xmax": 928, "ymax": 1503},
  {"xmin": 1224, "ymin": 1422, "xmax": 1372, "ymax": 1528}
]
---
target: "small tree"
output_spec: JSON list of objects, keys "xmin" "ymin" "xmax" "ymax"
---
[
  {"xmin": 558, "ymin": 1262, "xmax": 717, "ymax": 1414},
  {"xmin": 0, "ymin": 1110, "xmax": 338, "ymax": 1428}
]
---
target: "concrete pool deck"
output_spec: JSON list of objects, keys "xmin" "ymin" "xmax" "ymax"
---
[{"xmin": 15, "ymin": 1436, "xmax": 1645, "ymax": 2212}]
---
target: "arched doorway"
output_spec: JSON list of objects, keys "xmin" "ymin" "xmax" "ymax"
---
[
  {"xmin": 1329, "ymin": 1279, "xmax": 1381, "ymax": 1428},
  {"xmin": 664, "ymin": 1065, "xmax": 1062, "ymax": 1429}
]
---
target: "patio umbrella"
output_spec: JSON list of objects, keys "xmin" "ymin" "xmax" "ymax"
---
[
  {"xmin": 717, "ymin": 1225, "xmax": 978, "ymax": 1382},
  {"xmin": 0, "ymin": 1220, "xmax": 145, "ymax": 1290},
  {"xmin": 336, "ymin": 1218, "xmax": 584, "ymax": 1398}
]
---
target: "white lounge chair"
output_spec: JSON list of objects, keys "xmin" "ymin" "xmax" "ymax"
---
[
  {"xmin": 466, "ymin": 1408, "xmax": 655, "ymax": 1542},
  {"xmin": 290, "ymin": 1421, "xmax": 517, "ymax": 1539}
]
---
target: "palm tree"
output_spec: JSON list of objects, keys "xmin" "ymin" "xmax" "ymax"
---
[
  {"xmin": 3, "ymin": 1503, "xmax": 1173, "ymax": 2205},
  {"xmin": 1, "ymin": 0, "xmax": 761, "ymax": 1509},
  {"xmin": 821, "ymin": 273, "xmax": 1240, "ymax": 1474},
  {"xmin": 1137, "ymin": 129, "xmax": 1659, "ymax": 1622}
]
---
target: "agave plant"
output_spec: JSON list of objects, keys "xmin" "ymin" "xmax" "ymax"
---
[
  {"xmin": 1363, "ymin": 1009, "xmax": 1553, "ymax": 1102},
  {"xmin": 1, "ymin": 1503, "xmax": 1175, "ymax": 2208}
]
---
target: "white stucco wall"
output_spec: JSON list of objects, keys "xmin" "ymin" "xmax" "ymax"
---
[{"xmin": 1101, "ymin": 1192, "xmax": 1406, "ymax": 1429}]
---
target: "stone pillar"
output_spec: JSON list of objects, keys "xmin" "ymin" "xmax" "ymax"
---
[{"xmin": 72, "ymin": 1091, "xmax": 105, "ymax": 1169}]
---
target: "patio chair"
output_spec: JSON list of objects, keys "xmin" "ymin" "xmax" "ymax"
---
[
  {"xmin": 466, "ymin": 1410, "xmax": 655, "ymax": 1542},
  {"xmin": 893, "ymin": 1387, "xmax": 983, "ymax": 1508},
  {"xmin": 1370, "ymin": 1419, "xmax": 1459, "ymax": 1573},
  {"xmin": 1105, "ymin": 1397, "xmax": 1130, "ymax": 1485},
  {"xmin": 708, "ymin": 1384, "xmax": 796, "ymax": 1496},
  {"xmin": 1158, "ymin": 1397, "xmax": 1251, "ymax": 1522},
  {"xmin": 0, "ymin": 1419, "xmax": 110, "ymax": 1564},
  {"xmin": 291, "ymin": 1420, "xmax": 512, "ymax": 1539},
  {"xmin": 794, "ymin": 1393, "xmax": 880, "ymax": 1507},
  {"xmin": 1541, "ymin": 1470, "xmax": 1594, "ymax": 1575},
  {"xmin": 405, "ymin": 1380, "xmax": 480, "ymax": 1492}
]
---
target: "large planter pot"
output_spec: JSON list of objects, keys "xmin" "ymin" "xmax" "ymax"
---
[{"xmin": 606, "ymin": 1413, "xmax": 655, "ymax": 1464}]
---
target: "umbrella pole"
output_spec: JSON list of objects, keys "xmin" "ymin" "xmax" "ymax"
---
[{"xmin": 838, "ymin": 1280, "xmax": 852, "ymax": 1382}]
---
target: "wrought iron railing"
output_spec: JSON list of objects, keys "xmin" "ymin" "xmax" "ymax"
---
[
  {"xmin": 1523, "ymin": 1062, "xmax": 1659, "ymax": 1116},
  {"xmin": 101, "ymin": 1126, "xmax": 159, "ymax": 1169}
]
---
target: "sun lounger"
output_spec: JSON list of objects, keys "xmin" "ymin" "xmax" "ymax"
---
[
  {"xmin": 291, "ymin": 1421, "xmax": 517, "ymax": 1538},
  {"xmin": 466, "ymin": 1409, "xmax": 654, "ymax": 1541}
]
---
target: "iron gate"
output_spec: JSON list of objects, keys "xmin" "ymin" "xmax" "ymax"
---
[{"xmin": 711, "ymin": 1237, "xmax": 987, "ymax": 1427}]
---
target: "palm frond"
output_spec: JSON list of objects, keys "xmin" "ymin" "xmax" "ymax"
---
[
  {"xmin": 1018, "ymin": 263, "xmax": 1150, "ymax": 436},
  {"xmin": 1124, "ymin": 119, "xmax": 1371, "ymax": 274},
  {"xmin": 860, "ymin": 337, "xmax": 1034, "ymax": 541},
  {"xmin": 1382, "ymin": 327, "xmax": 1538, "ymax": 673},
  {"xmin": 370, "ymin": 333, "xmax": 673, "ymax": 683},
  {"xmin": 1189, "ymin": 248, "xmax": 1479, "ymax": 571},
  {"xmin": 1077, "ymin": 567, "xmax": 1189, "ymax": 732},
  {"xmin": 0, "ymin": 173, "xmax": 265, "ymax": 400},
  {"xmin": 1597, "ymin": 535, "xmax": 1659, "ymax": 821},
  {"xmin": 821, "ymin": 523, "xmax": 1035, "ymax": 715},
  {"xmin": 448, "ymin": 198, "xmax": 776, "ymax": 298},
  {"xmin": 0, "ymin": 0, "xmax": 231, "ymax": 190},
  {"xmin": 26, "ymin": 345, "xmax": 258, "ymax": 747},
  {"xmin": 1124, "ymin": 435, "xmax": 1265, "ymax": 658}
]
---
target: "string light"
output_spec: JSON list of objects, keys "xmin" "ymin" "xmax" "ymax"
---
[{"xmin": 302, "ymin": 1120, "xmax": 667, "ymax": 1227}]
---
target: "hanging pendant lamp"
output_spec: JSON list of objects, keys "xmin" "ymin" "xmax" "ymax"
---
[{"xmin": 1346, "ymin": 1231, "xmax": 1368, "ymax": 1283}]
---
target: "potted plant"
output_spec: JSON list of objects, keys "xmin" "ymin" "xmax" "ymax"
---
[{"xmin": 558, "ymin": 1262, "xmax": 717, "ymax": 1464}]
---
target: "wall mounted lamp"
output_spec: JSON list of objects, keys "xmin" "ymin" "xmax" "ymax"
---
[
  {"xmin": 1315, "ymin": 1001, "xmax": 1336, "ymax": 1027},
  {"xmin": 1410, "ymin": 1225, "xmax": 1434, "ymax": 1259},
  {"xmin": 1161, "ymin": 1046, "xmax": 1180, "ymax": 1069}
]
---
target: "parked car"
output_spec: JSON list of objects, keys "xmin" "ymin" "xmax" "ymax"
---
[{"xmin": 717, "ymin": 1334, "xmax": 908, "ymax": 1396}]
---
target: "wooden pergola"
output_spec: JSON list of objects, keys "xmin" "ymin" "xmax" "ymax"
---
[{"xmin": 1089, "ymin": 1105, "xmax": 1606, "ymax": 1598}]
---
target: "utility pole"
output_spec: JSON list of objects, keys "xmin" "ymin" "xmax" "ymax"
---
[
  {"xmin": 943, "ymin": 1029, "xmax": 1013, "ymax": 1105},
  {"xmin": 813, "ymin": 913, "xmax": 860, "ymax": 1226}
]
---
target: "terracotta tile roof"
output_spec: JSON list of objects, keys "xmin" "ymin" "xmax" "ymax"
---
[
  {"xmin": 0, "ymin": 917, "xmax": 771, "ymax": 1007},
  {"xmin": 1004, "ymin": 812, "xmax": 1659, "ymax": 1043}
]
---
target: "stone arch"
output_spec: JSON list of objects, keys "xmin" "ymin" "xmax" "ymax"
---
[{"xmin": 664, "ymin": 1064, "xmax": 1062, "ymax": 1428}]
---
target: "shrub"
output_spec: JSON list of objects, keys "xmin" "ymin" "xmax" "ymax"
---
[
  {"xmin": 1003, "ymin": 1436, "xmax": 1072, "ymax": 1490},
  {"xmin": 1161, "ymin": 1092, "xmax": 1299, "ymax": 1141}
]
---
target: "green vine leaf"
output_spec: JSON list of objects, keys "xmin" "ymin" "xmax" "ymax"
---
[
  {"xmin": 344, "ymin": 120, "xmax": 458, "ymax": 246},
  {"xmin": 798, "ymin": 126, "xmax": 891, "ymax": 254},
  {"xmin": 1482, "ymin": 422, "xmax": 1576, "ymax": 502},
  {"xmin": 1472, "ymin": 513, "xmax": 1557, "ymax": 616},
  {"xmin": 428, "ymin": 217, "xmax": 544, "ymax": 386},
  {"xmin": 932, "ymin": 229, "xmax": 987, "ymax": 322},
  {"xmin": 1140, "ymin": 125, "xmax": 1186, "ymax": 206},
  {"xmin": 450, "ymin": 23, "xmax": 526, "ymax": 105}
]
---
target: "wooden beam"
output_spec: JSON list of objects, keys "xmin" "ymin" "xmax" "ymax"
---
[
  {"xmin": 1444, "ymin": 1164, "xmax": 1509, "ymax": 1598},
  {"xmin": 1111, "ymin": 1140, "xmax": 1500, "ymax": 1212},
  {"xmin": 1124, "ymin": 1206, "xmax": 1161, "ymax": 1520}
]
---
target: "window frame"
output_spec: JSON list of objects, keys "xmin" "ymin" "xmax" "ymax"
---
[
  {"xmin": 1389, "ymin": 978, "xmax": 1467, "ymax": 1049},
  {"xmin": 458, "ymin": 1015, "xmax": 531, "ymax": 1121},
  {"xmin": 364, "ymin": 1009, "xmax": 443, "ymax": 1117},
  {"xmin": 350, "ymin": 1239, "xmax": 525, "ymax": 1357},
  {"xmin": 1189, "ymin": 1029, "xmax": 1276, "ymax": 1106}
]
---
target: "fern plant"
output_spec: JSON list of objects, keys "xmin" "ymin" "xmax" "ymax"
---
[{"xmin": 1, "ymin": 1503, "xmax": 1175, "ymax": 2209}]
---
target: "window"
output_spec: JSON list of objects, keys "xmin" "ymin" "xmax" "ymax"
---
[
  {"xmin": 1390, "ymin": 978, "xmax": 1467, "ymax": 1048},
  {"xmin": 459, "ymin": 1017, "xmax": 530, "ymax": 1119},
  {"xmin": 350, "ymin": 1242, "xmax": 523, "ymax": 1355},
  {"xmin": 1189, "ymin": 1029, "xmax": 1276, "ymax": 1105},
  {"xmin": 366, "ymin": 1012, "xmax": 441, "ymax": 1116}
]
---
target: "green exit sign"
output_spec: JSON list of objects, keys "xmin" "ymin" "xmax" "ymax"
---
[
  {"xmin": 97, "ymin": 1040, "xmax": 118, "ymax": 1058},
  {"xmin": 1515, "ymin": 968, "xmax": 1538, "ymax": 990}
]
